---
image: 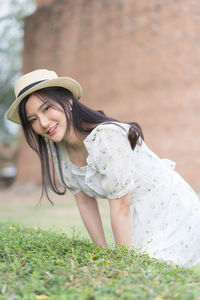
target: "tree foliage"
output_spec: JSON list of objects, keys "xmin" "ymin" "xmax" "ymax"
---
[{"xmin": 0, "ymin": 0, "xmax": 36, "ymax": 142}]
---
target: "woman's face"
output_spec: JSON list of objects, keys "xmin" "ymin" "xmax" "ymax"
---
[{"xmin": 25, "ymin": 93, "xmax": 68, "ymax": 143}]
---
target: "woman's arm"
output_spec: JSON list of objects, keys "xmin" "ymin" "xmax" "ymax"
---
[
  {"xmin": 74, "ymin": 191, "xmax": 107, "ymax": 247},
  {"xmin": 108, "ymin": 193, "xmax": 132, "ymax": 247}
]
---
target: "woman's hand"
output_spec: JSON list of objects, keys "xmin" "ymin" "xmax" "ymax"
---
[
  {"xmin": 109, "ymin": 194, "xmax": 132, "ymax": 247},
  {"xmin": 75, "ymin": 191, "xmax": 107, "ymax": 248}
]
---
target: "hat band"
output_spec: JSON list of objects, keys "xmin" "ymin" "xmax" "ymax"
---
[{"xmin": 17, "ymin": 79, "xmax": 46, "ymax": 97}]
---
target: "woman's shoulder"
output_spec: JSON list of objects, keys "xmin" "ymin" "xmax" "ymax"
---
[
  {"xmin": 84, "ymin": 121, "xmax": 130, "ymax": 144},
  {"xmin": 97, "ymin": 121, "xmax": 130, "ymax": 132}
]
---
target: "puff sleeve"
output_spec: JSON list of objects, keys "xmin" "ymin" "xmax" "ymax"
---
[{"xmin": 84, "ymin": 124, "xmax": 137, "ymax": 199}]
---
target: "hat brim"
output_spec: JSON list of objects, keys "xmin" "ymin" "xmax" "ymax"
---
[{"xmin": 6, "ymin": 77, "xmax": 82, "ymax": 124}]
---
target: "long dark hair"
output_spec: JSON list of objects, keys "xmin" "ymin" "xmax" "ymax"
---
[{"xmin": 19, "ymin": 86, "xmax": 144, "ymax": 201}]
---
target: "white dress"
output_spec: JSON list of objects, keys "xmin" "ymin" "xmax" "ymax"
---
[{"xmin": 50, "ymin": 122, "xmax": 200, "ymax": 267}]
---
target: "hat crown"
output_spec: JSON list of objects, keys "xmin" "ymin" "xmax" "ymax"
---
[{"xmin": 14, "ymin": 69, "xmax": 58, "ymax": 98}]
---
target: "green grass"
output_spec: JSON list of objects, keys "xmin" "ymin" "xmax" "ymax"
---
[{"xmin": 0, "ymin": 223, "xmax": 200, "ymax": 299}]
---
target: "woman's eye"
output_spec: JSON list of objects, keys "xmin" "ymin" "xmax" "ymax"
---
[
  {"xmin": 44, "ymin": 105, "xmax": 50, "ymax": 112},
  {"xmin": 29, "ymin": 118, "xmax": 36, "ymax": 124}
]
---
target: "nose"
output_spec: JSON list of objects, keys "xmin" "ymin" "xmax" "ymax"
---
[{"xmin": 39, "ymin": 115, "xmax": 50, "ymax": 129}]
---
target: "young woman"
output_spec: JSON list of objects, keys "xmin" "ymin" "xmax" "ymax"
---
[{"xmin": 7, "ymin": 69, "xmax": 200, "ymax": 267}]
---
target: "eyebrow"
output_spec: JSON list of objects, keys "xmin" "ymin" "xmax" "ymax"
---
[{"xmin": 26, "ymin": 103, "xmax": 46, "ymax": 119}]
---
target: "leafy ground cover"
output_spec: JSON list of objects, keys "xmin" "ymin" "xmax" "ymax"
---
[{"xmin": 0, "ymin": 223, "xmax": 200, "ymax": 299}]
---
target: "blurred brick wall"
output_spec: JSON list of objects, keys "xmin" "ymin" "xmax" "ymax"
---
[
  {"xmin": 17, "ymin": 0, "xmax": 200, "ymax": 190},
  {"xmin": 36, "ymin": 0, "xmax": 54, "ymax": 8}
]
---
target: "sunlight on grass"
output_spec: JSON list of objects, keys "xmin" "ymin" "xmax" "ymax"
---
[
  {"xmin": 0, "ymin": 223, "xmax": 200, "ymax": 299},
  {"xmin": 1, "ymin": 187, "xmax": 200, "ymax": 299}
]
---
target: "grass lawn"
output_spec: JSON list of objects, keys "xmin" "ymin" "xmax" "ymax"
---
[
  {"xmin": 0, "ymin": 222, "xmax": 200, "ymax": 300},
  {"xmin": 0, "ymin": 186, "xmax": 200, "ymax": 299}
]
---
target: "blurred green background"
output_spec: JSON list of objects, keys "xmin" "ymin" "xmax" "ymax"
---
[
  {"xmin": 0, "ymin": 0, "xmax": 36, "ymax": 143},
  {"xmin": 0, "ymin": 0, "xmax": 36, "ymax": 183}
]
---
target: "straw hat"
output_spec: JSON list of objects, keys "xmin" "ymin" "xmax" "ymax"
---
[{"xmin": 6, "ymin": 69, "xmax": 82, "ymax": 124}]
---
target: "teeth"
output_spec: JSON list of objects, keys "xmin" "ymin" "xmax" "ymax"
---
[{"xmin": 48, "ymin": 125, "xmax": 56, "ymax": 133}]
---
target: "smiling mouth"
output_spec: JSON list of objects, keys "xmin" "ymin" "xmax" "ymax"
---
[{"xmin": 47, "ymin": 124, "xmax": 58, "ymax": 135}]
